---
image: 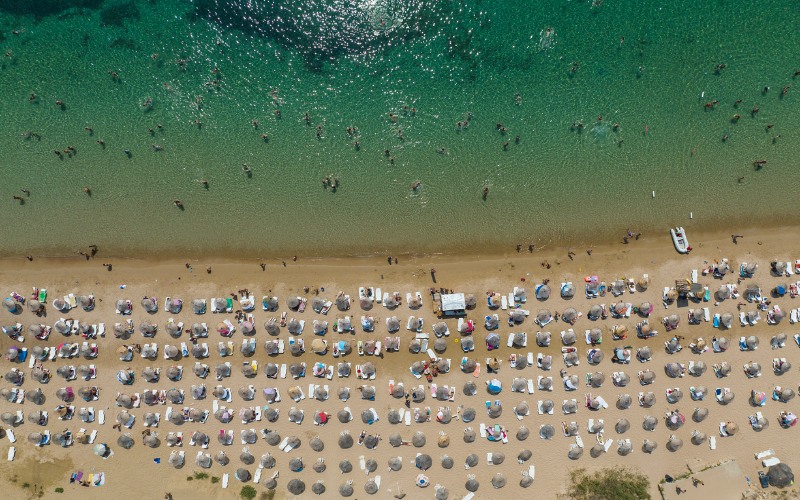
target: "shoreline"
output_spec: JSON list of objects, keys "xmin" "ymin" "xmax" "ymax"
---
[{"xmin": 0, "ymin": 222, "xmax": 787, "ymax": 262}]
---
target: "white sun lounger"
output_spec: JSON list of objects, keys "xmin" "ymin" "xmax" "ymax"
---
[
  {"xmin": 703, "ymin": 307, "xmax": 710, "ymax": 322},
  {"xmin": 253, "ymin": 467, "xmax": 263, "ymax": 484},
  {"xmin": 479, "ymin": 423, "xmax": 487, "ymax": 438},
  {"xmin": 98, "ymin": 410, "xmax": 105, "ymax": 425},
  {"xmin": 755, "ymin": 449, "xmax": 775, "ymax": 460},
  {"xmin": 404, "ymin": 411, "xmax": 411, "ymax": 426},
  {"xmin": 6, "ymin": 429, "xmax": 16, "ymax": 443},
  {"xmin": 763, "ymin": 457, "xmax": 781, "ymax": 467},
  {"xmin": 8, "ymin": 447, "xmax": 14, "ymax": 461},
  {"xmin": 221, "ymin": 473, "xmax": 229, "ymax": 489},
  {"xmin": 89, "ymin": 430, "xmax": 97, "ymax": 443},
  {"xmin": 527, "ymin": 379, "xmax": 535, "ymax": 394},
  {"xmin": 501, "ymin": 296, "xmax": 508, "ymax": 310},
  {"xmin": 280, "ymin": 364, "xmax": 287, "ymax": 379},
  {"xmin": 507, "ymin": 333, "xmax": 515, "ymax": 347}
]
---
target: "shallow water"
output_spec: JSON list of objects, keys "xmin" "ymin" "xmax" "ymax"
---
[{"xmin": 1, "ymin": 0, "xmax": 798, "ymax": 257}]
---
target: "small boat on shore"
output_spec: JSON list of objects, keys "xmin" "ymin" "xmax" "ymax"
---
[{"xmin": 670, "ymin": 227, "xmax": 691, "ymax": 254}]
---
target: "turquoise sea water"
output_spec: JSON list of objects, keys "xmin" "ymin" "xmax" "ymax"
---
[{"xmin": 1, "ymin": 0, "xmax": 799, "ymax": 257}]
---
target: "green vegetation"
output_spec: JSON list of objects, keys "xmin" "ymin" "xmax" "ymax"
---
[
  {"xmin": 211, "ymin": 476, "xmax": 220, "ymax": 484},
  {"xmin": 565, "ymin": 467, "xmax": 650, "ymax": 500},
  {"xmin": 55, "ymin": 487, "xmax": 64, "ymax": 493},
  {"xmin": 193, "ymin": 472, "xmax": 209, "ymax": 480},
  {"xmin": 22, "ymin": 483, "xmax": 30, "ymax": 489},
  {"xmin": 240, "ymin": 485, "xmax": 257, "ymax": 500}
]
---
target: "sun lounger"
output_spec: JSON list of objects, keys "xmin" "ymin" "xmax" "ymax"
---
[
  {"xmin": 221, "ymin": 473, "xmax": 229, "ymax": 489},
  {"xmin": 763, "ymin": 457, "xmax": 781, "ymax": 467},
  {"xmin": 479, "ymin": 423, "xmax": 487, "ymax": 438},
  {"xmin": 88, "ymin": 430, "xmax": 97, "ymax": 443},
  {"xmin": 8, "ymin": 447, "xmax": 15, "ymax": 461},
  {"xmin": 755, "ymin": 449, "xmax": 775, "ymax": 460},
  {"xmin": 501, "ymin": 296, "xmax": 508, "ymax": 310},
  {"xmin": 6, "ymin": 429, "xmax": 15, "ymax": 443},
  {"xmin": 604, "ymin": 439, "xmax": 614, "ymax": 452},
  {"xmin": 404, "ymin": 411, "xmax": 411, "ymax": 426}
]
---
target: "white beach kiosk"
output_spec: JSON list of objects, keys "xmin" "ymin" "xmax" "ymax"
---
[{"xmin": 439, "ymin": 293, "xmax": 466, "ymax": 318}]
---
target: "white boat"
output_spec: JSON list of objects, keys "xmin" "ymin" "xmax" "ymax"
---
[{"xmin": 670, "ymin": 227, "xmax": 690, "ymax": 254}]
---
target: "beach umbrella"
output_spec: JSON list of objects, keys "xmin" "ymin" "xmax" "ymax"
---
[
  {"xmin": 164, "ymin": 451, "xmax": 184, "ymax": 469},
  {"xmin": 138, "ymin": 321, "xmax": 157, "ymax": 336},
  {"xmin": 560, "ymin": 398, "xmax": 576, "ymax": 413},
  {"xmin": 643, "ymin": 415, "xmax": 658, "ymax": 431},
  {"xmin": 360, "ymin": 385, "xmax": 376, "ymax": 400},
  {"xmin": 510, "ymin": 332, "xmax": 526, "ymax": 348},
  {"xmin": 561, "ymin": 330, "xmax": 577, "ymax": 346},
  {"xmin": 286, "ymin": 296, "xmax": 301, "ymax": 310},
  {"xmin": 589, "ymin": 372, "xmax": 605, "ymax": 387},
  {"xmin": 667, "ymin": 435, "xmax": 683, "ymax": 451},
  {"xmin": 752, "ymin": 414, "xmax": 769, "ymax": 431},
  {"xmin": 618, "ymin": 440, "xmax": 633, "ymax": 456},
  {"xmin": 716, "ymin": 286, "xmax": 731, "ymax": 301},
  {"xmin": 641, "ymin": 392, "xmax": 657, "ymax": 407},
  {"xmin": 716, "ymin": 361, "xmax": 731, "ymax": 377},
  {"xmin": 143, "ymin": 433, "xmax": 160, "ymax": 448},
  {"xmin": 387, "ymin": 316, "xmax": 402, "ymax": 331},
  {"xmin": 364, "ymin": 479, "xmax": 378, "ymax": 495},
  {"xmin": 561, "ymin": 282, "xmax": 575, "ymax": 298},
  {"xmin": 214, "ymin": 451, "xmax": 229, "ymax": 465},
  {"xmin": 536, "ymin": 331, "xmax": 551, "ymax": 348},
  {"xmin": 463, "ymin": 428, "xmax": 476, "ymax": 443},
  {"xmin": 717, "ymin": 313, "xmax": 733, "ymax": 330},
  {"xmin": 25, "ymin": 388, "xmax": 45, "ymax": 405},
  {"xmin": 289, "ymin": 456, "xmax": 304, "ymax": 472},
  {"xmin": 588, "ymin": 305, "xmax": 602, "ymax": 320},
  {"xmin": 778, "ymin": 388, "xmax": 795, "ymax": 402},
  {"xmin": 721, "ymin": 390, "xmax": 735, "ymax": 404},
  {"xmin": 364, "ymin": 434, "xmax": 380, "ymax": 449},
  {"xmin": 639, "ymin": 302, "xmax": 653, "ymax": 316},
  {"xmin": 432, "ymin": 322, "xmax": 448, "ymax": 337},
  {"xmin": 568, "ymin": 445, "xmax": 583, "ymax": 460},
  {"xmin": 590, "ymin": 443, "xmax": 605, "ymax": 458},
  {"xmin": 408, "ymin": 339, "xmax": 422, "ymax": 354},
  {"xmin": 746, "ymin": 335, "xmax": 759, "ymax": 350},
  {"xmin": 412, "ymin": 431, "xmax": 426, "ymax": 447},
  {"xmin": 264, "ymin": 318, "xmax": 280, "ymax": 336},
  {"xmin": 691, "ymin": 431, "xmax": 707, "ymax": 445},
  {"xmin": 665, "ymin": 363, "xmax": 682, "ymax": 378},
  {"xmin": 690, "ymin": 360, "xmax": 707, "ymax": 376},
  {"xmin": 562, "ymin": 422, "xmax": 578, "ymax": 437},
  {"xmin": 510, "ymin": 425, "xmax": 528, "ymax": 441},
  {"xmin": 486, "ymin": 333, "xmax": 500, "ymax": 349},
  {"xmin": 188, "ymin": 299, "xmax": 203, "ymax": 314},
  {"xmin": 437, "ymin": 408, "xmax": 452, "ymax": 425},
  {"xmin": 141, "ymin": 366, "xmax": 159, "ymax": 383},
  {"xmin": 745, "ymin": 362, "xmax": 761, "ymax": 377},
  {"xmin": 388, "ymin": 434, "xmax": 404, "ymax": 448},
  {"xmin": 511, "ymin": 378, "xmax": 527, "ymax": 392},
  {"xmin": 312, "ymin": 481, "xmax": 326, "ymax": 495},
  {"xmin": 688, "ymin": 407, "xmax": 708, "ymax": 425},
  {"xmin": 335, "ymin": 294, "xmax": 350, "ymax": 311},
  {"xmin": 113, "ymin": 323, "xmax": 131, "ymax": 339},
  {"xmin": 54, "ymin": 320, "xmax": 70, "ymax": 335},
  {"xmin": 415, "ymin": 454, "xmax": 432, "ymax": 470},
  {"xmin": 259, "ymin": 431, "xmax": 278, "ymax": 446},
  {"xmin": 614, "ymin": 418, "xmax": 631, "ymax": 434},
  {"xmin": 638, "ymin": 439, "xmax": 656, "ymax": 454},
  {"xmin": 539, "ymin": 424, "xmax": 555, "ymax": 439},
  {"xmin": 339, "ymin": 481, "xmax": 354, "ymax": 497},
  {"xmin": 238, "ymin": 386, "xmax": 255, "ymax": 401},
  {"xmin": 440, "ymin": 455, "xmax": 454, "ymax": 469},
  {"xmin": 715, "ymin": 337, "xmax": 730, "ymax": 352},
  {"xmin": 240, "ymin": 429, "xmax": 256, "ymax": 444},
  {"xmin": 461, "ymin": 293, "xmax": 476, "ymax": 309},
  {"xmin": 258, "ymin": 453, "xmax": 275, "ymax": 469},
  {"xmin": 144, "ymin": 412, "xmax": 160, "ymax": 427},
  {"xmin": 588, "ymin": 348, "xmax": 604, "ymax": 364},
  {"xmin": 614, "ymin": 372, "xmax": 630, "ymax": 387},
  {"xmin": 311, "ymin": 297, "xmax": 325, "ymax": 313},
  {"xmin": 165, "ymin": 322, "xmax": 181, "ymax": 338},
  {"xmin": 666, "ymin": 388, "xmax": 683, "ymax": 403},
  {"xmin": 666, "ymin": 411, "xmax": 685, "ymax": 430},
  {"xmin": 767, "ymin": 463, "xmax": 794, "ymax": 487},
  {"xmin": 195, "ymin": 452, "xmax": 212, "ymax": 468},
  {"xmin": 465, "ymin": 476, "xmax": 480, "ymax": 492},
  {"xmin": 536, "ymin": 310, "xmax": 552, "ymax": 324},
  {"xmin": 312, "ymin": 319, "xmax": 328, "ymax": 335},
  {"xmin": 535, "ymin": 284, "xmax": 551, "ymax": 300},
  {"xmin": 338, "ymin": 386, "xmax": 351, "ymax": 401},
  {"xmin": 616, "ymin": 393, "xmax": 632, "ymax": 410},
  {"xmin": 338, "ymin": 432, "xmax": 353, "ymax": 449},
  {"xmin": 491, "ymin": 474, "xmax": 507, "ymax": 489},
  {"xmin": 560, "ymin": 308, "xmax": 577, "ymax": 324},
  {"xmin": 234, "ymin": 468, "xmax": 252, "ymax": 482},
  {"xmin": 112, "ymin": 432, "xmax": 136, "ymax": 451}
]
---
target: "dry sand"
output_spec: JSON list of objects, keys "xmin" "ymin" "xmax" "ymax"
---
[{"xmin": 1, "ymin": 227, "xmax": 799, "ymax": 499}]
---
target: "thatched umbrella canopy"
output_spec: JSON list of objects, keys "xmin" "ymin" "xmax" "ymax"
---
[
  {"xmin": 539, "ymin": 424, "xmax": 555, "ymax": 439},
  {"xmin": 767, "ymin": 463, "xmax": 794, "ymax": 487},
  {"xmin": 259, "ymin": 453, "xmax": 276, "ymax": 469},
  {"xmin": 589, "ymin": 443, "xmax": 606, "ymax": 458},
  {"xmin": 691, "ymin": 431, "xmax": 707, "ymax": 445},
  {"xmin": 666, "ymin": 388, "xmax": 683, "ymax": 403},
  {"xmin": 778, "ymin": 388, "xmax": 795, "ymax": 402},
  {"xmin": 465, "ymin": 476, "xmax": 479, "ymax": 492},
  {"xmin": 642, "ymin": 439, "xmax": 658, "ymax": 453},
  {"xmin": 339, "ymin": 481, "xmax": 354, "ymax": 496},
  {"xmin": 488, "ymin": 403, "xmax": 502, "ymax": 418},
  {"xmin": 264, "ymin": 431, "xmax": 281, "ymax": 446},
  {"xmin": 338, "ymin": 432, "xmax": 353, "ymax": 449},
  {"xmin": 491, "ymin": 474, "xmax": 507, "ymax": 489},
  {"xmin": 639, "ymin": 370, "xmax": 656, "ymax": 385},
  {"xmin": 561, "ymin": 282, "xmax": 575, "ymax": 297},
  {"xmin": 564, "ymin": 422, "xmax": 579, "ymax": 436},
  {"xmin": 26, "ymin": 388, "xmax": 45, "ymax": 405},
  {"xmin": 643, "ymin": 415, "xmax": 658, "ymax": 431},
  {"xmin": 516, "ymin": 426, "xmax": 530, "ymax": 441},
  {"xmin": 412, "ymin": 431, "xmax": 426, "ymax": 447},
  {"xmin": 415, "ymin": 454, "xmax": 432, "ymax": 470},
  {"xmin": 143, "ymin": 433, "xmax": 160, "ymax": 448},
  {"xmin": 363, "ymin": 479, "xmax": 378, "ymax": 495},
  {"xmin": 561, "ymin": 399, "xmax": 576, "ymax": 414},
  {"xmin": 667, "ymin": 435, "xmax": 683, "ymax": 451},
  {"xmin": 433, "ymin": 337, "xmax": 447, "ymax": 353},
  {"xmin": 744, "ymin": 362, "xmax": 761, "ymax": 377},
  {"xmin": 536, "ymin": 331, "xmax": 551, "ymax": 347},
  {"xmin": 561, "ymin": 330, "xmax": 577, "ymax": 345},
  {"xmin": 237, "ymin": 468, "xmax": 254, "ymax": 483},
  {"xmin": 264, "ymin": 318, "xmax": 280, "ymax": 336},
  {"xmin": 463, "ymin": 428, "xmax": 476, "ymax": 443},
  {"xmin": 386, "ymin": 317, "xmax": 400, "ymax": 331},
  {"xmin": 215, "ymin": 451, "xmax": 230, "ymax": 465},
  {"xmin": 289, "ymin": 457, "xmax": 304, "ymax": 472},
  {"xmin": 568, "ymin": 445, "xmax": 583, "ymax": 460},
  {"xmin": 562, "ymin": 308, "xmax": 577, "ymax": 323},
  {"xmin": 615, "ymin": 418, "xmax": 630, "ymax": 434},
  {"xmin": 617, "ymin": 393, "xmax": 632, "ymax": 409},
  {"xmin": 716, "ymin": 361, "xmax": 732, "ymax": 377},
  {"xmin": 691, "ymin": 407, "xmax": 708, "ymax": 423},
  {"xmin": 312, "ymin": 481, "xmax": 326, "ymax": 495},
  {"xmin": 536, "ymin": 310, "xmax": 552, "ymax": 324},
  {"xmin": 364, "ymin": 435, "xmax": 380, "ymax": 449},
  {"xmin": 589, "ymin": 372, "xmax": 605, "ymax": 388}
]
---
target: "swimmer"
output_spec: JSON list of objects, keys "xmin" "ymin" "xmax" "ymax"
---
[
  {"xmin": 56, "ymin": 100, "xmax": 64, "ymax": 108},
  {"xmin": 354, "ymin": 141, "xmax": 360, "ymax": 150},
  {"xmin": 437, "ymin": 147, "xmax": 447, "ymax": 154},
  {"xmin": 384, "ymin": 149, "xmax": 390, "ymax": 157},
  {"xmin": 97, "ymin": 139, "xmax": 105, "ymax": 148},
  {"xmin": 781, "ymin": 86, "xmax": 790, "ymax": 96},
  {"xmin": 12, "ymin": 195, "xmax": 23, "ymax": 203},
  {"xmin": 83, "ymin": 187, "xmax": 91, "ymax": 195},
  {"xmin": 411, "ymin": 181, "xmax": 421, "ymax": 191},
  {"xmin": 242, "ymin": 164, "xmax": 252, "ymax": 175},
  {"xmin": 199, "ymin": 179, "xmax": 209, "ymax": 188},
  {"xmin": 29, "ymin": 93, "xmax": 37, "ymax": 102},
  {"xmin": 502, "ymin": 142, "xmax": 509, "ymax": 150},
  {"xmin": 482, "ymin": 186, "xmax": 489, "ymax": 200},
  {"xmin": 751, "ymin": 106, "xmax": 759, "ymax": 115},
  {"xmin": 515, "ymin": 135, "xmax": 520, "ymax": 144},
  {"xmin": 618, "ymin": 36, "xmax": 624, "ymax": 48},
  {"xmin": 722, "ymin": 134, "xmax": 728, "ymax": 142},
  {"xmin": 304, "ymin": 112, "xmax": 310, "ymax": 124},
  {"xmin": 251, "ymin": 120, "xmax": 259, "ymax": 128},
  {"xmin": 21, "ymin": 189, "xmax": 30, "ymax": 196},
  {"xmin": 84, "ymin": 126, "xmax": 93, "ymax": 135},
  {"xmin": 732, "ymin": 114, "xmax": 740, "ymax": 121},
  {"xmin": 174, "ymin": 200, "xmax": 184, "ymax": 209}
]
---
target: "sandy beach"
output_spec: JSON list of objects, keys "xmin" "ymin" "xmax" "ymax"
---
[{"xmin": 1, "ymin": 226, "xmax": 799, "ymax": 499}]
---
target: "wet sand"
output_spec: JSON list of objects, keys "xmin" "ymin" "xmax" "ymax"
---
[{"xmin": 1, "ymin": 226, "xmax": 800, "ymax": 499}]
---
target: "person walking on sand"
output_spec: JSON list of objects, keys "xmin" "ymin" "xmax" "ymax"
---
[{"xmin": 732, "ymin": 234, "xmax": 743, "ymax": 244}]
